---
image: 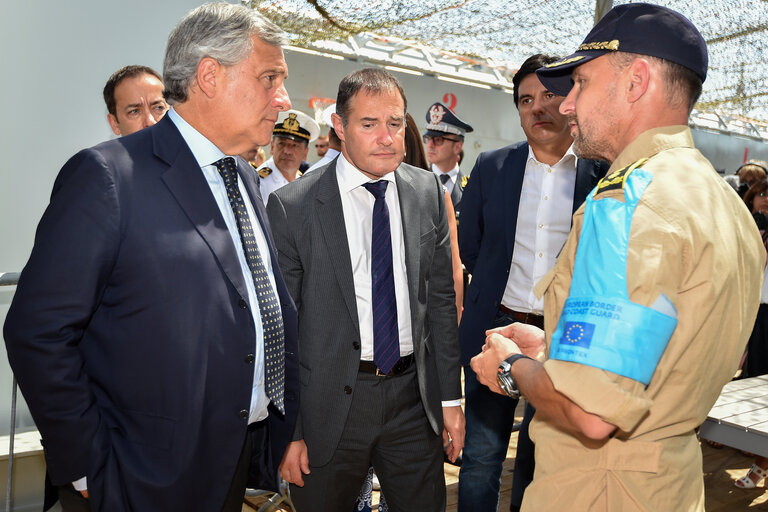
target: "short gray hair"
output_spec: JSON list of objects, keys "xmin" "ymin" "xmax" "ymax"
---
[{"xmin": 163, "ymin": 2, "xmax": 287, "ymax": 104}]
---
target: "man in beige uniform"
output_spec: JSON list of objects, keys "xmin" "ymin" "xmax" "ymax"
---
[{"xmin": 471, "ymin": 4, "xmax": 765, "ymax": 511}]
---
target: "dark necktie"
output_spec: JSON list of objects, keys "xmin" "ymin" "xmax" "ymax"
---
[
  {"xmin": 440, "ymin": 174, "xmax": 451, "ymax": 186},
  {"xmin": 362, "ymin": 181, "xmax": 400, "ymax": 374},
  {"xmin": 214, "ymin": 157, "xmax": 285, "ymax": 414}
]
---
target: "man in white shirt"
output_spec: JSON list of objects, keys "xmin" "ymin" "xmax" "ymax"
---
[
  {"xmin": 456, "ymin": 54, "xmax": 608, "ymax": 512},
  {"xmin": 268, "ymin": 68, "xmax": 464, "ymax": 512},
  {"xmin": 423, "ymin": 102, "xmax": 473, "ymax": 219},
  {"xmin": 256, "ymin": 109, "xmax": 319, "ymax": 205}
]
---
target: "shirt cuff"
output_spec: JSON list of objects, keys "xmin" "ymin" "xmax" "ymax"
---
[
  {"xmin": 442, "ymin": 399, "xmax": 462, "ymax": 407},
  {"xmin": 72, "ymin": 476, "xmax": 87, "ymax": 491}
]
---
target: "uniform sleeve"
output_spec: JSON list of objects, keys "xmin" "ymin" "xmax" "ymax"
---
[{"xmin": 543, "ymin": 199, "xmax": 679, "ymax": 433}]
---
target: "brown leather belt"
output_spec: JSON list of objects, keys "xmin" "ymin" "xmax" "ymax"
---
[
  {"xmin": 359, "ymin": 354, "xmax": 414, "ymax": 377},
  {"xmin": 498, "ymin": 305, "xmax": 544, "ymax": 329}
]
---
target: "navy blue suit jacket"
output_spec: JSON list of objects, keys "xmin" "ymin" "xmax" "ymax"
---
[
  {"xmin": 3, "ymin": 116, "xmax": 299, "ymax": 511},
  {"xmin": 457, "ymin": 141, "xmax": 608, "ymax": 365}
]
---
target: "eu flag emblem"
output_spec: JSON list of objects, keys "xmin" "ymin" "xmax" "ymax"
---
[{"xmin": 562, "ymin": 322, "xmax": 595, "ymax": 348}]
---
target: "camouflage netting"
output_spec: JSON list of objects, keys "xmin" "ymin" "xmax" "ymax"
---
[{"xmin": 246, "ymin": 0, "xmax": 768, "ymax": 122}]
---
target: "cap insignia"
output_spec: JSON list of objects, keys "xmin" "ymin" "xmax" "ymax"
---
[
  {"xmin": 429, "ymin": 104, "xmax": 446, "ymax": 125},
  {"xmin": 281, "ymin": 113, "xmax": 300, "ymax": 132},
  {"xmin": 577, "ymin": 39, "xmax": 620, "ymax": 52},
  {"xmin": 544, "ymin": 55, "xmax": 586, "ymax": 68}
]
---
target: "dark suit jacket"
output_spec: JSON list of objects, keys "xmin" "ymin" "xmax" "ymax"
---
[
  {"xmin": 457, "ymin": 141, "xmax": 608, "ymax": 365},
  {"xmin": 267, "ymin": 160, "xmax": 461, "ymax": 467},
  {"xmin": 3, "ymin": 116, "xmax": 299, "ymax": 511}
]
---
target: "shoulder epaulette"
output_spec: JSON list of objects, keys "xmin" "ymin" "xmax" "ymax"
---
[
  {"xmin": 594, "ymin": 158, "xmax": 648, "ymax": 195},
  {"xmin": 257, "ymin": 167, "xmax": 272, "ymax": 179}
]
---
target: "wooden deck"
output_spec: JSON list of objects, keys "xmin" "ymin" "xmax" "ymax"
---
[{"xmin": 244, "ymin": 422, "xmax": 768, "ymax": 511}]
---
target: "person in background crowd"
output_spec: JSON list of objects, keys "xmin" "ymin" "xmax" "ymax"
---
[
  {"xmin": 738, "ymin": 160, "xmax": 768, "ymax": 197},
  {"xmin": 103, "ymin": 65, "xmax": 168, "ymax": 137},
  {"xmin": 242, "ymin": 146, "xmax": 267, "ymax": 170},
  {"xmin": 423, "ymin": 102, "xmax": 472, "ymax": 224},
  {"xmin": 471, "ymin": 4, "xmax": 764, "ymax": 510},
  {"xmin": 255, "ymin": 109, "xmax": 320, "ymax": 205},
  {"xmin": 315, "ymin": 134, "xmax": 330, "ymax": 159},
  {"xmin": 306, "ymin": 104, "xmax": 341, "ymax": 173}
]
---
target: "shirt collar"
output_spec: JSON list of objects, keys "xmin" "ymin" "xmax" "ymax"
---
[
  {"xmin": 336, "ymin": 152, "xmax": 397, "ymax": 195},
  {"xmin": 167, "ymin": 107, "xmax": 227, "ymax": 167},
  {"xmin": 526, "ymin": 143, "xmax": 577, "ymax": 169},
  {"xmin": 431, "ymin": 163, "xmax": 459, "ymax": 178},
  {"xmin": 609, "ymin": 125, "xmax": 694, "ymax": 173}
]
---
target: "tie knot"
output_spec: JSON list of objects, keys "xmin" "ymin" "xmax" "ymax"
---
[
  {"xmin": 214, "ymin": 157, "xmax": 238, "ymax": 183},
  {"xmin": 362, "ymin": 180, "xmax": 388, "ymax": 200},
  {"xmin": 439, "ymin": 174, "xmax": 451, "ymax": 185}
]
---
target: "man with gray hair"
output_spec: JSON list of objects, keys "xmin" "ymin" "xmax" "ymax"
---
[{"xmin": 4, "ymin": 3, "xmax": 299, "ymax": 511}]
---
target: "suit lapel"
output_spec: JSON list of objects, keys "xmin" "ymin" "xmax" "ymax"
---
[
  {"xmin": 573, "ymin": 159, "xmax": 604, "ymax": 213},
  {"xmin": 315, "ymin": 163, "xmax": 360, "ymax": 331},
  {"xmin": 395, "ymin": 166, "xmax": 421, "ymax": 316},
  {"xmin": 153, "ymin": 117, "xmax": 250, "ymax": 302},
  {"xmin": 503, "ymin": 143, "xmax": 529, "ymax": 260}
]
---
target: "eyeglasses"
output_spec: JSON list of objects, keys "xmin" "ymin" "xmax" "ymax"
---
[
  {"xmin": 315, "ymin": 143, "xmax": 328, "ymax": 148},
  {"xmin": 422, "ymin": 134, "xmax": 461, "ymax": 146}
]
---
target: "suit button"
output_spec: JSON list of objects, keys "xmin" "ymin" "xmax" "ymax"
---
[
  {"xmin": 238, "ymin": 299, "xmax": 247, "ymax": 309},
  {"xmin": 344, "ymin": 386, "xmax": 352, "ymax": 394},
  {"xmin": 245, "ymin": 354, "xmax": 255, "ymax": 363},
  {"xmin": 238, "ymin": 409, "xmax": 248, "ymax": 419},
  {"xmin": 352, "ymin": 341, "xmax": 360, "ymax": 350}
]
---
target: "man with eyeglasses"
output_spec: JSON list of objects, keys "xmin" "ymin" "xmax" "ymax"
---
[
  {"xmin": 423, "ymin": 102, "xmax": 473, "ymax": 220},
  {"xmin": 457, "ymin": 54, "xmax": 608, "ymax": 511}
]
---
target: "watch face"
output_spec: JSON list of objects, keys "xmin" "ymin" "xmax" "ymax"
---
[{"xmin": 497, "ymin": 370, "xmax": 520, "ymax": 399}]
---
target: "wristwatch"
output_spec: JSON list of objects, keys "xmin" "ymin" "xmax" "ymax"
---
[{"xmin": 497, "ymin": 354, "xmax": 532, "ymax": 399}]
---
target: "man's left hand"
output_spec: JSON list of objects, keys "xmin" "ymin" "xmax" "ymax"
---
[{"xmin": 441, "ymin": 405, "xmax": 465, "ymax": 463}]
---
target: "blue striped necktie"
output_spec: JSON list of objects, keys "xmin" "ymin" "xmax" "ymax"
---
[
  {"xmin": 214, "ymin": 157, "xmax": 285, "ymax": 414},
  {"xmin": 362, "ymin": 180, "xmax": 399, "ymax": 374}
]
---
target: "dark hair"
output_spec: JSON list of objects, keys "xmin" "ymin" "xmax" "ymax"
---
[
  {"xmin": 103, "ymin": 65, "xmax": 163, "ymax": 116},
  {"xmin": 512, "ymin": 54, "xmax": 559, "ymax": 108},
  {"xmin": 744, "ymin": 179, "xmax": 768, "ymax": 213},
  {"xmin": 403, "ymin": 112, "xmax": 429, "ymax": 171},
  {"xmin": 328, "ymin": 127, "xmax": 341, "ymax": 146},
  {"xmin": 335, "ymin": 68, "xmax": 407, "ymax": 126}
]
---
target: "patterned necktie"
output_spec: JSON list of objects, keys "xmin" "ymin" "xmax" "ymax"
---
[
  {"xmin": 440, "ymin": 174, "xmax": 450, "ymax": 186},
  {"xmin": 214, "ymin": 157, "xmax": 285, "ymax": 414},
  {"xmin": 362, "ymin": 181, "xmax": 400, "ymax": 374}
]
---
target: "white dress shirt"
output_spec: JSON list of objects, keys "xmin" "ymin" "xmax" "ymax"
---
[
  {"xmin": 168, "ymin": 108, "xmax": 277, "ymax": 424},
  {"xmin": 336, "ymin": 154, "xmax": 414, "ymax": 361},
  {"xmin": 257, "ymin": 157, "xmax": 299, "ymax": 206},
  {"xmin": 431, "ymin": 163, "xmax": 459, "ymax": 194},
  {"xmin": 306, "ymin": 148, "xmax": 340, "ymax": 173},
  {"xmin": 502, "ymin": 145, "xmax": 578, "ymax": 314}
]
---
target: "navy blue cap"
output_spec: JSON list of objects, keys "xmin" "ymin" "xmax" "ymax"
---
[
  {"xmin": 536, "ymin": 3, "xmax": 708, "ymax": 96},
  {"xmin": 424, "ymin": 103, "xmax": 473, "ymax": 138}
]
